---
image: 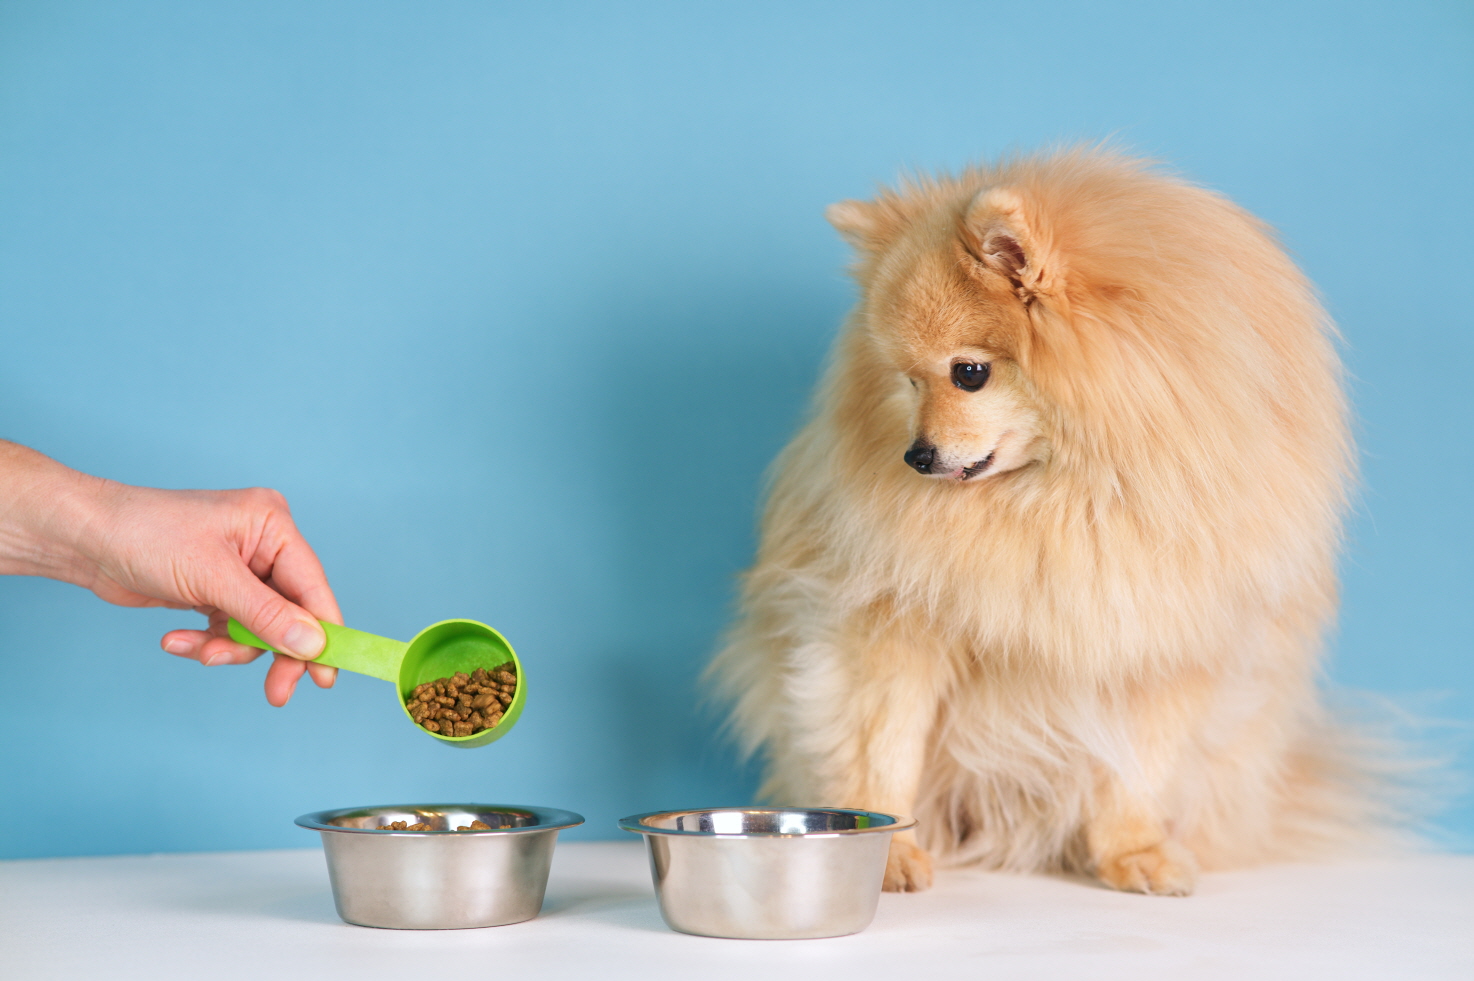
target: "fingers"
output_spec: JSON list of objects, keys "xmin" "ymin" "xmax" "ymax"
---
[
  {"xmin": 233, "ymin": 503, "xmax": 340, "ymax": 695},
  {"xmin": 214, "ymin": 555, "xmax": 327, "ymax": 660},
  {"xmin": 306, "ymin": 660, "xmax": 337, "ymax": 688},
  {"xmin": 164, "ymin": 609, "xmax": 334, "ymax": 704},
  {"xmin": 159, "ymin": 628, "xmax": 269, "ymax": 666},
  {"xmin": 262, "ymin": 652, "xmax": 333, "ymax": 706},
  {"xmin": 247, "ymin": 495, "xmax": 343, "ymax": 627},
  {"xmin": 161, "ymin": 629, "xmax": 209, "ymax": 660},
  {"xmin": 268, "ymin": 538, "xmax": 342, "ymax": 627},
  {"xmin": 264, "ymin": 652, "xmax": 307, "ymax": 707}
]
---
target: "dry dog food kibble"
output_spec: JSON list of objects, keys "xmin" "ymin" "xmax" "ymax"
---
[
  {"xmin": 378, "ymin": 820, "xmax": 433, "ymax": 831},
  {"xmin": 457, "ymin": 821, "xmax": 493, "ymax": 831},
  {"xmin": 404, "ymin": 665, "xmax": 518, "ymax": 738}
]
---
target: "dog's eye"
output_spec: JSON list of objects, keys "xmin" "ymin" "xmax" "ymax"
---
[{"xmin": 951, "ymin": 362, "xmax": 991, "ymax": 392}]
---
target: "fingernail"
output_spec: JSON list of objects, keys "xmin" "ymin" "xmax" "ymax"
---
[
  {"xmin": 283, "ymin": 621, "xmax": 325, "ymax": 659},
  {"xmin": 164, "ymin": 639, "xmax": 190, "ymax": 655},
  {"xmin": 203, "ymin": 652, "xmax": 225, "ymax": 666}
]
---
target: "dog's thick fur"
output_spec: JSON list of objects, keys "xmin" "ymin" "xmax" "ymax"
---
[{"xmin": 712, "ymin": 149, "xmax": 1383, "ymax": 895}]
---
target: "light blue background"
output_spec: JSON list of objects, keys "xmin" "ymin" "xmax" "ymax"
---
[{"xmin": 1, "ymin": 1, "xmax": 1469, "ymax": 859}]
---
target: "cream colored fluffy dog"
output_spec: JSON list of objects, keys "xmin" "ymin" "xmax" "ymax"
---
[{"xmin": 712, "ymin": 148, "xmax": 1377, "ymax": 896}]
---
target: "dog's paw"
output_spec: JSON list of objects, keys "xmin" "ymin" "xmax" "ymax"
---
[
  {"xmin": 883, "ymin": 837, "xmax": 933, "ymax": 892},
  {"xmin": 1095, "ymin": 840, "xmax": 1197, "ymax": 896}
]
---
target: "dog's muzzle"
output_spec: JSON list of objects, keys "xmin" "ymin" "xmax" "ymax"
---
[
  {"xmin": 905, "ymin": 439, "xmax": 995, "ymax": 479},
  {"xmin": 904, "ymin": 440, "xmax": 937, "ymax": 474}
]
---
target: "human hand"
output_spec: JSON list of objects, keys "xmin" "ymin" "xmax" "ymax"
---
[{"xmin": 0, "ymin": 442, "xmax": 341, "ymax": 706}]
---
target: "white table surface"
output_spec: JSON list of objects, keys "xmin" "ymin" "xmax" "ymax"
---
[{"xmin": 3, "ymin": 841, "xmax": 1471, "ymax": 980}]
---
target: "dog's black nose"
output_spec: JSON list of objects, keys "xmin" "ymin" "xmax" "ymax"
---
[{"xmin": 904, "ymin": 440, "xmax": 936, "ymax": 474}]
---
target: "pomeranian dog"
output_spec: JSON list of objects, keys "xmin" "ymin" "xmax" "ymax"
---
[{"xmin": 712, "ymin": 148, "xmax": 1385, "ymax": 896}]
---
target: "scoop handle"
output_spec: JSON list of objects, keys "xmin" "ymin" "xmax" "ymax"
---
[{"xmin": 226, "ymin": 618, "xmax": 408, "ymax": 683}]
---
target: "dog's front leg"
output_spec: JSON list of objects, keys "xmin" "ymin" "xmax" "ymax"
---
[
  {"xmin": 863, "ymin": 699, "xmax": 937, "ymax": 893},
  {"xmin": 811, "ymin": 617, "xmax": 949, "ymax": 893}
]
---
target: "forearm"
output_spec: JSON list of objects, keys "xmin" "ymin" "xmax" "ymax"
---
[{"xmin": 0, "ymin": 440, "xmax": 108, "ymax": 586}]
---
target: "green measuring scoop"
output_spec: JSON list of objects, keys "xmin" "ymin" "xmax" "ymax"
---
[{"xmin": 226, "ymin": 617, "xmax": 524, "ymax": 748}]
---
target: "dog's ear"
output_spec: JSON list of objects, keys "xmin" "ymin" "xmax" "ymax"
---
[
  {"xmin": 962, "ymin": 187, "xmax": 1054, "ymax": 302},
  {"xmin": 826, "ymin": 197, "xmax": 907, "ymax": 252}
]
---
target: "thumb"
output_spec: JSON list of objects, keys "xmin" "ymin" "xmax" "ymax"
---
[{"xmin": 217, "ymin": 561, "xmax": 326, "ymax": 660}]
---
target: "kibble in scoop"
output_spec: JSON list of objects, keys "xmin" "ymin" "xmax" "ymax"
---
[{"xmin": 404, "ymin": 665, "xmax": 518, "ymax": 738}]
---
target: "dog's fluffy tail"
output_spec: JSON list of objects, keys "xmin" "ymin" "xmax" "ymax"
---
[
  {"xmin": 1262, "ymin": 694, "xmax": 1461, "ymax": 863},
  {"xmin": 909, "ymin": 689, "xmax": 1457, "ymax": 875}
]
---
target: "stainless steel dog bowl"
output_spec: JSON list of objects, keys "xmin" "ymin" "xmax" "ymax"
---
[
  {"xmin": 297, "ymin": 803, "xmax": 584, "ymax": 929},
  {"xmin": 618, "ymin": 807, "xmax": 914, "ymax": 939}
]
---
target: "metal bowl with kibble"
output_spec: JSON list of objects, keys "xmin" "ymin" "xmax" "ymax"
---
[{"xmin": 297, "ymin": 804, "xmax": 584, "ymax": 929}]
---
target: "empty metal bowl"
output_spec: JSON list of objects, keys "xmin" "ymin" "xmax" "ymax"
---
[
  {"xmin": 297, "ymin": 803, "xmax": 584, "ymax": 929},
  {"xmin": 618, "ymin": 807, "xmax": 914, "ymax": 939}
]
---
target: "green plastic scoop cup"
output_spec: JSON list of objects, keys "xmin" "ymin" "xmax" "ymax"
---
[{"xmin": 226, "ymin": 617, "xmax": 524, "ymax": 748}]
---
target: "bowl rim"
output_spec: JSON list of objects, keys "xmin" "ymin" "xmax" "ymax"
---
[
  {"xmin": 617, "ymin": 806, "xmax": 915, "ymax": 838},
  {"xmin": 296, "ymin": 803, "xmax": 585, "ymax": 835}
]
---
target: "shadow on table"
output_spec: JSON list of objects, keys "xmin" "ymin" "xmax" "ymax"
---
[
  {"xmin": 175, "ymin": 879, "xmax": 667, "ymax": 932},
  {"xmin": 540, "ymin": 879, "xmax": 668, "ymax": 933},
  {"xmin": 261, "ymin": 889, "xmax": 344, "ymax": 925},
  {"xmin": 163, "ymin": 882, "xmax": 344, "ymax": 926},
  {"xmin": 1042, "ymin": 868, "xmax": 1116, "ymax": 892}
]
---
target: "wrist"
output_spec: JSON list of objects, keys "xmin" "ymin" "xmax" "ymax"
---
[{"xmin": 0, "ymin": 441, "xmax": 112, "ymax": 586}]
